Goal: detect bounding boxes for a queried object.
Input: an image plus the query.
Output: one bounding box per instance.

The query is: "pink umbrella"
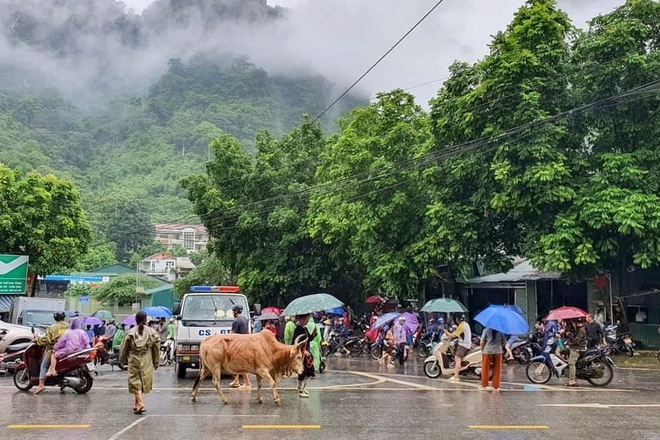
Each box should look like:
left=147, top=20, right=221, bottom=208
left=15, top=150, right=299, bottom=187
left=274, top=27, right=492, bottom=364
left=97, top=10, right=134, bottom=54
left=365, top=295, right=385, bottom=304
left=261, top=307, right=282, bottom=315
left=544, top=306, right=588, bottom=321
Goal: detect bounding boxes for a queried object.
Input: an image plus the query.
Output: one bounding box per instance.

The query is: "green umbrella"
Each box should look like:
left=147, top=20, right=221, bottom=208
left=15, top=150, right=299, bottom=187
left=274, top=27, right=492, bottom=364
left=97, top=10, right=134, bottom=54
left=91, top=310, right=114, bottom=320
left=281, top=293, right=344, bottom=317
left=420, top=298, right=468, bottom=313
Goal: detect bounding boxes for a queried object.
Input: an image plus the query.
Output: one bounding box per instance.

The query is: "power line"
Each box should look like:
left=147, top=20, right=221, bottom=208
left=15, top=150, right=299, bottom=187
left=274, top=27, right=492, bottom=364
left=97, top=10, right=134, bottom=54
left=313, top=0, right=448, bottom=122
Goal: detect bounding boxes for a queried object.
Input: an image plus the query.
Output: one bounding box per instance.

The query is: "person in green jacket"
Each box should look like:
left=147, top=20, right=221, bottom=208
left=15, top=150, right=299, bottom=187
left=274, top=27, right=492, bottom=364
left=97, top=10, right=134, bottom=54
left=305, top=316, right=322, bottom=371
left=113, top=324, right=126, bottom=351
left=167, top=318, right=176, bottom=339
left=284, top=317, right=296, bottom=345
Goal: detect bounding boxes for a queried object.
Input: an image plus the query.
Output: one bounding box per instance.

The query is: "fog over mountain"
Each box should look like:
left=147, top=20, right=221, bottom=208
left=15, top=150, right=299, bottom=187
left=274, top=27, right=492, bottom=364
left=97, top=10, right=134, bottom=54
left=0, top=0, right=624, bottom=107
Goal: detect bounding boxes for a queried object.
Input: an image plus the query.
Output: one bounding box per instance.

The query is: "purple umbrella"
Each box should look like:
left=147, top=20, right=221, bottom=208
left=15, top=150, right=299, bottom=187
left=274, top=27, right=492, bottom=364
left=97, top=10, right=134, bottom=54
left=121, top=315, right=136, bottom=327
left=81, top=316, right=103, bottom=327
left=402, top=312, right=419, bottom=332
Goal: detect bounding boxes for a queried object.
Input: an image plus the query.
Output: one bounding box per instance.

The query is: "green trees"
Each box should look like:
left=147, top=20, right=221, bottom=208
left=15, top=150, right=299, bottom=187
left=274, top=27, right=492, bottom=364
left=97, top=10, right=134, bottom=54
left=0, top=164, right=92, bottom=291
left=528, top=0, right=660, bottom=291
left=94, top=274, right=160, bottom=306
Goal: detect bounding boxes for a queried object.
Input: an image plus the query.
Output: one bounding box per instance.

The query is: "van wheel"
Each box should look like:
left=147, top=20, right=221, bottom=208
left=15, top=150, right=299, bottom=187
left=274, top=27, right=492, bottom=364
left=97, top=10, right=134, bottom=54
left=176, top=363, right=187, bottom=379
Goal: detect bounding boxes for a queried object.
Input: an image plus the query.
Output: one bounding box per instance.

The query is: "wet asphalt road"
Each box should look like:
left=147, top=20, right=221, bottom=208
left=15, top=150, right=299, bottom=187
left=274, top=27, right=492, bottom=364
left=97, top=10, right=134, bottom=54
left=2, top=355, right=660, bottom=440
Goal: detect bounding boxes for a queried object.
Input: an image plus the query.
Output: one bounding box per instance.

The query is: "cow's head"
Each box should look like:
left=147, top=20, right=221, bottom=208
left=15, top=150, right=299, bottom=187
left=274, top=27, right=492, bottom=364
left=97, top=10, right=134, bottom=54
left=288, top=334, right=308, bottom=375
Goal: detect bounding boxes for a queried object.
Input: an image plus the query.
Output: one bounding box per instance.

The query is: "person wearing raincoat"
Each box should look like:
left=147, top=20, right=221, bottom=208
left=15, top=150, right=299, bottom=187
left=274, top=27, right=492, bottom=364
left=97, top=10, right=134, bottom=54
left=119, top=311, right=160, bottom=414
left=305, top=316, right=322, bottom=371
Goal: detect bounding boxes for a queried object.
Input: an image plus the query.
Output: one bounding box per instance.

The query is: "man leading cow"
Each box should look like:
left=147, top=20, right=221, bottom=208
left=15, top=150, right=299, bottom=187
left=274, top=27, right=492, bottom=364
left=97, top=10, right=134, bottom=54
left=228, top=304, right=251, bottom=389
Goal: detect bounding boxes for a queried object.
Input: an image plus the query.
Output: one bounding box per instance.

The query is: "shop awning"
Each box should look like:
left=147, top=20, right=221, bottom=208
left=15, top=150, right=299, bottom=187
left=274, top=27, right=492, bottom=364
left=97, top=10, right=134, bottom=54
left=468, top=259, right=561, bottom=286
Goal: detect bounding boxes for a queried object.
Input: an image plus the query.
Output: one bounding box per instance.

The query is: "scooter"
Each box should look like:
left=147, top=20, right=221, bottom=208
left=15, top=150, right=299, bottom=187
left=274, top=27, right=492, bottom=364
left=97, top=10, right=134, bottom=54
left=160, top=337, right=175, bottom=366
left=525, top=338, right=614, bottom=387
left=13, top=343, right=97, bottom=394
left=605, top=324, right=634, bottom=357
left=423, top=336, right=486, bottom=379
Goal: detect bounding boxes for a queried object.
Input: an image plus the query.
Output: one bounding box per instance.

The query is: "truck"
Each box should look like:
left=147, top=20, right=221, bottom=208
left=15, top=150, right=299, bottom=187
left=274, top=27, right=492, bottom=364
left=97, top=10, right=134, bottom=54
left=9, top=297, right=66, bottom=329
left=173, top=286, right=250, bottom=379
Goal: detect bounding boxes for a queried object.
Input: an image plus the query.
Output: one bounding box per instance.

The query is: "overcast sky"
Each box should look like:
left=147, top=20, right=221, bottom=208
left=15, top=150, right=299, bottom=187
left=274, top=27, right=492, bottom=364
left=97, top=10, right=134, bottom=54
left=113, top=0, right=625, bottom=106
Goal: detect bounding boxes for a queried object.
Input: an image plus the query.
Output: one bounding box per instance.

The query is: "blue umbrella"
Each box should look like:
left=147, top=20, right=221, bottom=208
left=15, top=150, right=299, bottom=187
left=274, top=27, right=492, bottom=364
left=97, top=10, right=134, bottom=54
left=142, top=306, right=173, bottom=318
left=474, top=305, right=529, bottom=335
left=372, top=312, right=402, bottom=330
left=326, top=307, right=345, bottom=316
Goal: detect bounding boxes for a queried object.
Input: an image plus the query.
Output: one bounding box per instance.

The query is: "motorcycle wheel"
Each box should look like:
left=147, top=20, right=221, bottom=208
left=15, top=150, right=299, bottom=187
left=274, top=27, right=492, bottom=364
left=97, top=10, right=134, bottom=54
left=518, top=349, right=531, bottom=365
left=73, top=370, right=94, bottom=394
left=586, top=360, right=614, bottom=387
left=415, top=344, right=429, bottom=358
left=159, top=350, right=168, bottom=367
left=13, top=368, right=32, bottom=391
left=526, top=361, right=552, bottom=384
left=625, top=346, right=634, bottom=357
left=349, top=343, right=363, bottom=358
left=370, top=345, right=382, bottom=360
left=423, top=361, right=441, bottom=379
left=361, top=342, right=371, bottom=355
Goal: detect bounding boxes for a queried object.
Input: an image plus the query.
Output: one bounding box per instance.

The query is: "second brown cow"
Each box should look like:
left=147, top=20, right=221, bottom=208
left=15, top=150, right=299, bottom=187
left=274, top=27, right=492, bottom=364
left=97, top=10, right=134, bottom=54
left=190, top=330, right=307, bottom=405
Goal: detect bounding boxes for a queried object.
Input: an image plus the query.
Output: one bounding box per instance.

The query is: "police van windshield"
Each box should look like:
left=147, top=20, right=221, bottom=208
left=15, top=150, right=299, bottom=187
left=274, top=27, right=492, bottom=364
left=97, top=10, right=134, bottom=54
left=181, top=295, right=248, bottom=323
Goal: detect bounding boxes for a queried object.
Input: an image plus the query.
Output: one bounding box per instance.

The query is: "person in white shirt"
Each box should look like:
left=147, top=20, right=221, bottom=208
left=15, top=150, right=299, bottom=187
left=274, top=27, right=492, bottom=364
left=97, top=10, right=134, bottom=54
left=444, top=313, right=472, bottom=381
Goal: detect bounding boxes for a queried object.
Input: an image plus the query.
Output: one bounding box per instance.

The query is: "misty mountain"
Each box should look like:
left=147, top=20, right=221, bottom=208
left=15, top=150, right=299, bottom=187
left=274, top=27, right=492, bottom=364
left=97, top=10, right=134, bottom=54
left=0, top=0, right=362, bottom=230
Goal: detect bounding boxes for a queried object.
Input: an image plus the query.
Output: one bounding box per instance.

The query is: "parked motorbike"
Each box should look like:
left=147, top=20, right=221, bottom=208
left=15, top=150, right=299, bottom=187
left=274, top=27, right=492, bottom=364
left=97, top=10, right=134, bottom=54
left=13, top=343, right=97, bottom=394
left=525, top=339, right=614, bottom=387
left=423, top=336, right=487, bottom=379
left=0, top=329, right=31, bottom=374
left=507, top=335, right=542, bottom=364
left=605, top=324, right=634, bottom=357
left=321, top=332, right=363, bottom=358
left=160, top=337, right=175, bottom=366
left=416, top=330, right=441, bottom=358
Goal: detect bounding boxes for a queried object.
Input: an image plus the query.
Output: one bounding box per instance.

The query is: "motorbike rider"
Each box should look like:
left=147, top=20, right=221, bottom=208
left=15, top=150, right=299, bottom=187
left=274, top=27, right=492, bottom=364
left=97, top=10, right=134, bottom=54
left=33, top=311, right=69, bottom=394
left=565, top=320, right=587, bottom=387
left=445, top=313, right=472, bottom=381
left=46, top=318, right=90, bottom=377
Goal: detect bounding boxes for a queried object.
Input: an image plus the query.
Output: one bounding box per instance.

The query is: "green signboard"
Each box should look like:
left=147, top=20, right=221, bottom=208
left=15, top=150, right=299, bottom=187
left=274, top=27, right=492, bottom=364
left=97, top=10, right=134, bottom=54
left=0, top=255, right=29, bottom=294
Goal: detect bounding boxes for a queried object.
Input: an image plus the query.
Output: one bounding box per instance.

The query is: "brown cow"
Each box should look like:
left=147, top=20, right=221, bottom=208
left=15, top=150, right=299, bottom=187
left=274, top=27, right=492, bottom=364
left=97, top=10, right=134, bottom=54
left=190, top=331, right=306, bottom=405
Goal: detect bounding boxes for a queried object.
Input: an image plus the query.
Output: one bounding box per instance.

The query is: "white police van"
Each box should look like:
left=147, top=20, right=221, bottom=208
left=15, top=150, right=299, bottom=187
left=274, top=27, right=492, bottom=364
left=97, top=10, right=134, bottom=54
left=174, top=286, right=250, bottom=379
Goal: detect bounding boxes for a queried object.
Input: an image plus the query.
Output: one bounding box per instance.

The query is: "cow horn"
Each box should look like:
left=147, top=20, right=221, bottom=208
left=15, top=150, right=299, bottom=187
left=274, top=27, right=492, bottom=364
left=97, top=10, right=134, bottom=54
left=294, top=334, right=307, bottom=347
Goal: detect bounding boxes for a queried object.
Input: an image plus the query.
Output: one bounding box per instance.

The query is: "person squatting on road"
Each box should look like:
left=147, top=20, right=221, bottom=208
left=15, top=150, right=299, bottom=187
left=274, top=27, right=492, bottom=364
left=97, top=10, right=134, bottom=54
left=34, top=311, right=69, bottom=394
left=480, top=327, right=506, bottom=391
left=565, top=320, right=587, bottom=387
left=293, top=314, right=314, bottom=398
left=445, top=313, right=471, bottom=381
left=119, top=311, right=160, bottom=414
left=46, top=318, right=90, bottom=377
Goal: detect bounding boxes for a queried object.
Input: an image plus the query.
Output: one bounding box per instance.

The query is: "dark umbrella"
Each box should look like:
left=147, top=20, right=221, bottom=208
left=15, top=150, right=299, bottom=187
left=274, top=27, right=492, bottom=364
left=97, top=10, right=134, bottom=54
left=256, top=312, right=281, bottom=321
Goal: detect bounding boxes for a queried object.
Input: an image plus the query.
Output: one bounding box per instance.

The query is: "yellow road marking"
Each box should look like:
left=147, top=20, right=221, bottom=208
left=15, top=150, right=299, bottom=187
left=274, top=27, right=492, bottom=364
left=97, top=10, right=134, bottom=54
left=8, top=425, right=91, bottom=429
left=243, top=425, right=321, bottom=429
left=469, top=425, right=549, bottom=430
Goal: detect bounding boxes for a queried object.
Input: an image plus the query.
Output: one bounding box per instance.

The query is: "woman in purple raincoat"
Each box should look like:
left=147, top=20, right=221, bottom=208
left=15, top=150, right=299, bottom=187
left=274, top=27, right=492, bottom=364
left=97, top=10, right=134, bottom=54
left=46, top=319, right=90, bottom=377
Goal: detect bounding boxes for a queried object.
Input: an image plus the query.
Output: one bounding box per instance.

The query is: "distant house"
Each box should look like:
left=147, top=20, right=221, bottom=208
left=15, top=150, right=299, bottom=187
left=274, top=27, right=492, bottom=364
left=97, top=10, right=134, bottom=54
left=139, top=253, right=196, bottom=282
left=153, top=223, right=209, bottom=253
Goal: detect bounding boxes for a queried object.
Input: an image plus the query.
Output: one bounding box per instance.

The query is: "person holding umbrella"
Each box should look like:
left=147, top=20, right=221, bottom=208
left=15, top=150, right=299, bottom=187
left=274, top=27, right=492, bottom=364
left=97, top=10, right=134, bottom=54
left=479, top=327, right=506, bottom=391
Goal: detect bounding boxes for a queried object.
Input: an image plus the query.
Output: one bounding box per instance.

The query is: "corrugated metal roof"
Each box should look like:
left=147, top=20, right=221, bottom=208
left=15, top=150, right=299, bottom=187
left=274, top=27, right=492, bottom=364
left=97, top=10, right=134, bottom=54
left=468, top=259, right=561, bottom=284
left=0, top=295, right=17, bottom=312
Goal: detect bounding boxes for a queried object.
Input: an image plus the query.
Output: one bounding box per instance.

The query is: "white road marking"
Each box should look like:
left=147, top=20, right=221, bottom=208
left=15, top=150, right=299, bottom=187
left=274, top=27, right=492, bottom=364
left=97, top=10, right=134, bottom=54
left=346, top=371, right=439, bottom=390
left=539, top=403, right=660, bottom=408
left=107, top=417, right=148, bottom=440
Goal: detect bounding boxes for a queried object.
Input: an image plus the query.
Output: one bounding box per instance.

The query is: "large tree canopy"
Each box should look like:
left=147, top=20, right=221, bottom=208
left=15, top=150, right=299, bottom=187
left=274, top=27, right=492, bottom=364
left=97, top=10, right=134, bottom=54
left=0, top=164, right=92, bottom=289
